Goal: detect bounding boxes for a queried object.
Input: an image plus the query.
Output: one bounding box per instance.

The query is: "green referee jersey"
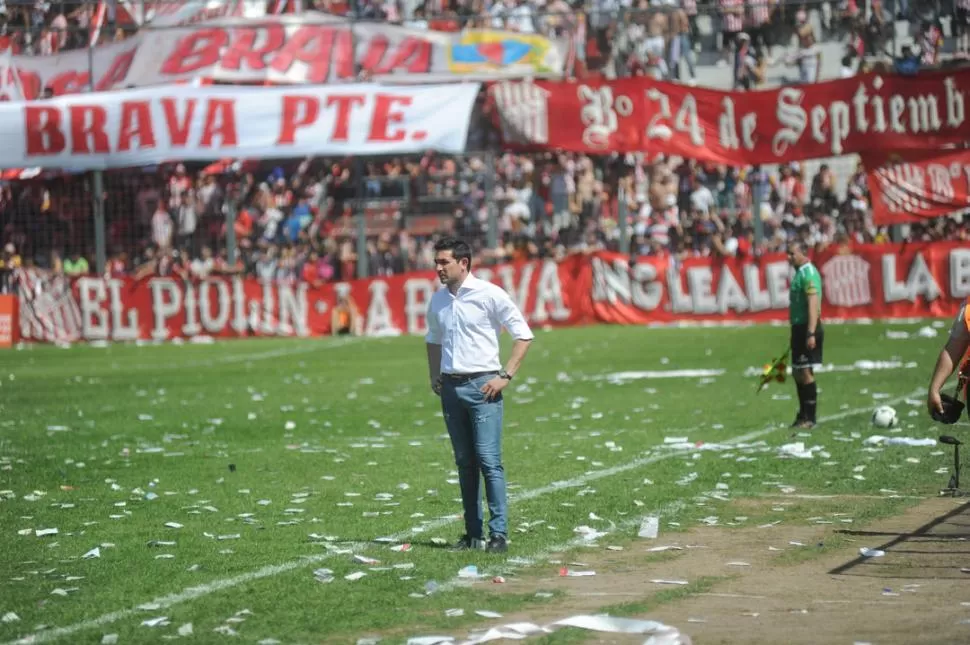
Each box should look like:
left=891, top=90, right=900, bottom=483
left=790, top=262, right=822, bottom=325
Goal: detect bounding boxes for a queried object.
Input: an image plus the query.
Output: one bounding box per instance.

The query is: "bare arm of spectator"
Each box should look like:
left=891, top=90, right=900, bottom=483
left=712, top=233, right=729, bottom=257
left=711, top=212, right=726, bottom=233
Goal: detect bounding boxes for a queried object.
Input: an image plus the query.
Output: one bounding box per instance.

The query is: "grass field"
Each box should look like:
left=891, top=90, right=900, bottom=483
left=0, top=321, right=957, bottom=644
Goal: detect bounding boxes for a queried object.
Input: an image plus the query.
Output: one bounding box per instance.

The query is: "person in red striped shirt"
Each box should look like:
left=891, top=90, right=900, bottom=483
left=719, top=0, right=746, bottom=67
left=745, top=0, right=774, bottom=60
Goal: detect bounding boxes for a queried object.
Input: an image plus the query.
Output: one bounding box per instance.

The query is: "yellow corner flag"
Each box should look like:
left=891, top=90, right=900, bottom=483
left=757, top=348, right=791, bottom=394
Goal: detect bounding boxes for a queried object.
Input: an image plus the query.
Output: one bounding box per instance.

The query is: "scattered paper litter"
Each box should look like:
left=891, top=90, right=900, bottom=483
left=475, top=610, right=504, bottom=618
left=313, top=568, right=334, bottom=583
left=345, top=571, right=367, bottom=581
left=177, top=623, right=194, bottom=636
left=647, top=545, right=684, bottom=552
left=82, top=547, right=101, bottom=559
left=860, top=548, right=886, bottom=558
left=863, top=436, right=936, bottom=447
left=458, top=565, right=481, bottom=579
left=651, top=579, right=689, bottom=585
left=638, top=516, right=659, bottom=539
left=552, top=615, right=678, bottom=635
left=100, top=635, right=118, bottom=645
left=778, top=442, right=815, bottom=459
left=1, top=612, right=19, bottom=623
left=573, top=525, right=608, bottom=541
left=164, top=522, right=183, bottom=529
left=35, top=528, right=58, bottom=537
left=141, top=616, right=169, bottom=627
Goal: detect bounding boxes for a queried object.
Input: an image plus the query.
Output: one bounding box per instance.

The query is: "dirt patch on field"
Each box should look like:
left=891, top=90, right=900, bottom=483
left=444, top=496, right=970, bottom=644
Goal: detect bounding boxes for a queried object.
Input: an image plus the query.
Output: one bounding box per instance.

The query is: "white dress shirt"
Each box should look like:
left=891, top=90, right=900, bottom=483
left=425, top=274, right=534, bottom=374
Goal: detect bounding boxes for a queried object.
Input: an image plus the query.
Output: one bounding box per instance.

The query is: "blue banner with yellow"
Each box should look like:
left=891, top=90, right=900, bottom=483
left=446, top=30, right=565, bottom=75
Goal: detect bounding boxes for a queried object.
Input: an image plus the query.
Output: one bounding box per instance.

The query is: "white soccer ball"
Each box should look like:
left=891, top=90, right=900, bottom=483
left=871, top=405, right=898, bottom=429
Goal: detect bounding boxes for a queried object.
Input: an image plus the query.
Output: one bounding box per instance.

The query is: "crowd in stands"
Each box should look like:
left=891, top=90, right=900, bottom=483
left=1, top=0, right=969, bottom=292
left=3, top=145, right=968, bottom=292
left=3, top=0, right=966, bottom=77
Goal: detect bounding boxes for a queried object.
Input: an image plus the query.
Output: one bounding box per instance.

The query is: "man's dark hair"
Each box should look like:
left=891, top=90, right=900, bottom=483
left=433, top=237, right=473, bottom=270
left=790, top=240, right=810, bottom=255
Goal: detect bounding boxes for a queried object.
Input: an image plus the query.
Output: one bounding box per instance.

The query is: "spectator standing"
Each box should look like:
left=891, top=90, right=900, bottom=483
left=176, top=192, right=197, bottom=254
left=719, top=0, right=745, bottom=67
left=151, top=204, right=173, bottom=251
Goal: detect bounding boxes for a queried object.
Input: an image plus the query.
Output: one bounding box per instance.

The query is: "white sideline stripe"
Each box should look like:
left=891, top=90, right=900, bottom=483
left=205, top=337, right=364, bottom=365
left=4, top=390, right=922, bottom=645
left=150, top=336, right=366, bottom=371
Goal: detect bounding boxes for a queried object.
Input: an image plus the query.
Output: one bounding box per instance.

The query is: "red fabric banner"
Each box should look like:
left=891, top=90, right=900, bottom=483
left=863, top=148, right=970, bottom=225
left=489, top=70, right=970, bottom=164
left=16, top=243, right=969, bottom=344
left=0, top=13, right=566, bottom=101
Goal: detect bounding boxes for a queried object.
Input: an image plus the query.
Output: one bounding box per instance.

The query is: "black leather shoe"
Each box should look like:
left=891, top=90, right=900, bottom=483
left=486, top=535, right=508, bottom=553
left=452, top=535, right=485, bottom=551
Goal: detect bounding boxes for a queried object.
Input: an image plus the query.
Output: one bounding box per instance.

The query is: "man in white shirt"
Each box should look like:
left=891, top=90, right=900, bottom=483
left=425, top=237, right=534, bottom=554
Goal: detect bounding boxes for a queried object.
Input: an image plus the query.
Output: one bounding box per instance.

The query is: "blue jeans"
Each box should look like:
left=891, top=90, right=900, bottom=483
left=440, top=374, right=507, bottom=539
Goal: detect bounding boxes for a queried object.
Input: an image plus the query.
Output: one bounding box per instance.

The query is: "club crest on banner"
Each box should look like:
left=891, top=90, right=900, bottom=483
left=490, top=81, right=551, bottom=145
left=821, top=254, right=872, bottom=308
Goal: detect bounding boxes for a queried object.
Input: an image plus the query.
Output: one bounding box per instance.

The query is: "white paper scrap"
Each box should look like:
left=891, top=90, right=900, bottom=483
left=650, top=579, right=689, bottom=585
left=860, top=548, right=886, bottom=558
left=638, top=516, right=659, bottom=539
left=552, top=615, right=674, bottom=634
left=141, top=617, right=169, bottom=627
left=178, top=623, right=194, bottom=636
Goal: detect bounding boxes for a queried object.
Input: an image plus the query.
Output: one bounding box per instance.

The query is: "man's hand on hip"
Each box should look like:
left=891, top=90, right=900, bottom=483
left=481, top=376, right=509, bottom=401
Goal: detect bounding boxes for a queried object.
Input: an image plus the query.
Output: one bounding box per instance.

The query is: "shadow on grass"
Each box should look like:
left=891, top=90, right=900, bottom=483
left=828, top=498, right=970, bottom=577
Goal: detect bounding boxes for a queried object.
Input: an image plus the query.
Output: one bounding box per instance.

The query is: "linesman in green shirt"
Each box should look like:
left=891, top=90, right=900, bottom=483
left=788, top=241, right=823, bottom=429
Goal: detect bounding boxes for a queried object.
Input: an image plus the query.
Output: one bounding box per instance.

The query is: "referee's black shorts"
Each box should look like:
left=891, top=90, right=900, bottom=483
left=790, top=323, right=824, bottom=370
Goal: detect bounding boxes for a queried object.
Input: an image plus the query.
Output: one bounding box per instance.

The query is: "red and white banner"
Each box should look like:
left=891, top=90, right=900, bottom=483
left=0, top=13, right=566, bottom=101
left=490, top=71, right=970, bottom=164
left=0, top=82, right=478, bottom=170
left=16, top=243, right=969, bottom=344
left=863, top=148, right=970, bottom=225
